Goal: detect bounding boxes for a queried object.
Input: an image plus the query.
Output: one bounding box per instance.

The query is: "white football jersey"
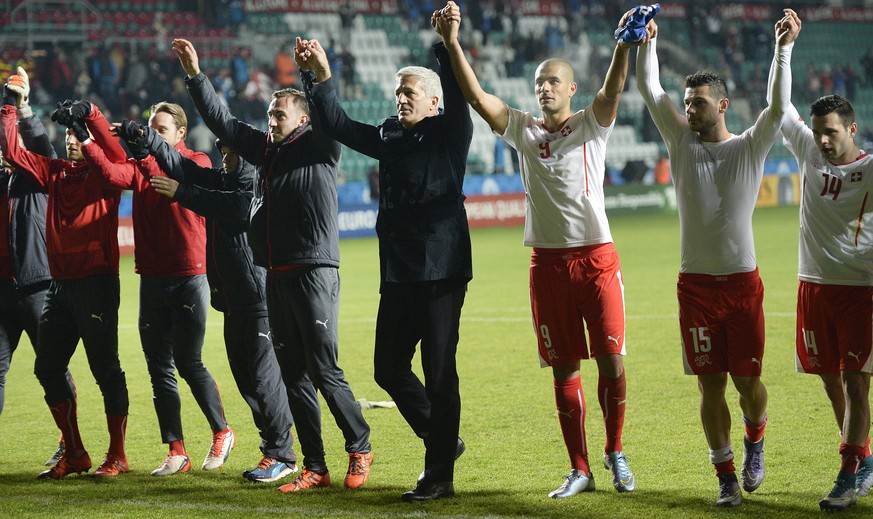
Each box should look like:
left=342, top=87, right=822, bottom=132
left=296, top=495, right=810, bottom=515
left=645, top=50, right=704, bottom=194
left=782, top=105, right=873, bottom=286
left=499, top=106, right=614, bottom=248
left=636, top=38, right=783, bottom=275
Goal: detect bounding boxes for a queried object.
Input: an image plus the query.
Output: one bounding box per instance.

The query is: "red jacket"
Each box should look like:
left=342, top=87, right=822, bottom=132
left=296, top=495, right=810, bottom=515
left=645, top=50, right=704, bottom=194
left=0, top=105, right=123, bottom=280
left=84, top=140, right=209, bottom=277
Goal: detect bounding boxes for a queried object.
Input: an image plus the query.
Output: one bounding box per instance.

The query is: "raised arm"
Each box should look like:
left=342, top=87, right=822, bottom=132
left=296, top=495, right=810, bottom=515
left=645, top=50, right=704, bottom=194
left=174, top=38, right=268, bottom=166
left=83, top=102, right=127, bottom=163
left=80, top=140, right=136, bottom=190
left=150, top=163, right=253, bottom=223
left=636, top=35, right=687, bottom=145
left=767, top=9, right=801, bottom=123
left=0, top=104, right=52, bottom=190
left=592, top=43, right=633, bottom=127
left=298, top=38, right=385, bottom=159
left=434, top=2, right=506, bottom=132
left=121, top=120, right=222, bottom=188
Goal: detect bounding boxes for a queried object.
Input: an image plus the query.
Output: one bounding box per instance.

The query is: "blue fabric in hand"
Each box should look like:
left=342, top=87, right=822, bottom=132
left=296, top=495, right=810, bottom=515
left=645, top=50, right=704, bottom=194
left=614, top=4, right=661, bottom=44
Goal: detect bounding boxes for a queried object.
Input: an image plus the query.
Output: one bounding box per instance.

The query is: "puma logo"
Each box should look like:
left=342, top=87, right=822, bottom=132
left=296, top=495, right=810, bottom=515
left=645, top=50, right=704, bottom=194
left=607, top=335, right=621, bottom=345
left=258, top=332, right=271, bottom=341
left=315, top=319, right=329, bottom=329
left=557, top=409, right=574, bottom=419
left=751, top=358, right=760, bottom=365
left=182, top=304, right=196, bottom=313
left=91, top=313, right=103, bottom=322
left=848, top=351, right=861, bottom=362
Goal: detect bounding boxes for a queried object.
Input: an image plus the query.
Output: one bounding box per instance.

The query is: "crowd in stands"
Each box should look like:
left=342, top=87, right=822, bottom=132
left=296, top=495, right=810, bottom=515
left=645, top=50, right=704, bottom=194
left=2, top=1, right=873, bottom=178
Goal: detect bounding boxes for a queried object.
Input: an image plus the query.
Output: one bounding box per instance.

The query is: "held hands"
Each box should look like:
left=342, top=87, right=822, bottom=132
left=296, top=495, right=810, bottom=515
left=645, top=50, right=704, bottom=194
left=149, top=175, right=179, bottom=199
left=294, top=37, right=330, bottom=80
left=617, top=6, right=659, bottom=47
left=112, top=119, right=149, bottom=160
left=431, top=1, right=460, bottom=44
left=775, top=8, right=801, bottom=46
left=172, top=38, right=201, bottom=77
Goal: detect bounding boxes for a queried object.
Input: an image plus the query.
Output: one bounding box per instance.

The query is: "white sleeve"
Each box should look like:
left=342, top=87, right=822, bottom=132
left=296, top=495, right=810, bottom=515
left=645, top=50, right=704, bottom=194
left=748, top=43, right=795, bottom=156
left=635, top=38, right=684, bottom=147
left=780, top=102, right=813, bottom=159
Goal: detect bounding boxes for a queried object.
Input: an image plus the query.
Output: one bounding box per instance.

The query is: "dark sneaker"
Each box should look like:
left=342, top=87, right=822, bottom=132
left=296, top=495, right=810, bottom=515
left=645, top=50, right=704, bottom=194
left=548, top=469, right=595, bottom=498
left=603, top=451, right=636, bottom=492
left=278, top=468, right=331, bottom=493
left=741, top=437, right=765, bottom=493
left=245, top=457, right=296, bottom=483
left=856, top=455, right=873, bottom=497
left=820, top=470, right=857, bottom=511
left=716, top=472, right=742, bottom=507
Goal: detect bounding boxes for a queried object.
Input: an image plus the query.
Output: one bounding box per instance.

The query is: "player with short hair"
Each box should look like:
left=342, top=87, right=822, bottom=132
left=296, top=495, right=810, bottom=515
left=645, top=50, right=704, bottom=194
left=82, top=101, right=234, bottom=477
left=115, top=120, right=300, bottom=483
left=434, top=0, right=643, bottom=498
left=173, top=37, right=373, bottom=492
left=634, top=7, right=798, bottom=507
left=0, top=93, right=129, bottom=479
left=777, top=13, right=873, bottom=511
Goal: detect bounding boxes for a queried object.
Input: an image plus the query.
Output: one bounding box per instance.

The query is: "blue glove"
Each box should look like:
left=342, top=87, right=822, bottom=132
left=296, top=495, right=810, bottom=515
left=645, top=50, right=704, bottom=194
left=614, top=4, right=660, bottom=45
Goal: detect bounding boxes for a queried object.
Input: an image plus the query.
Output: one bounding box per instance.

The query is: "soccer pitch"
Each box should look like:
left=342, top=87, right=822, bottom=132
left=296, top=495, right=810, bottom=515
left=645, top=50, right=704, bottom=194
left=0, top=205, right=867, bottom=518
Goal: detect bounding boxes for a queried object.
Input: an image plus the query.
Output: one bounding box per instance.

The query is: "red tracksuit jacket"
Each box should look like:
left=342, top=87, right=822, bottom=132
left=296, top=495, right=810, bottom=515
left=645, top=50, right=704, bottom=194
left=0, top=105, right=123, bottom=280
left=83, top=139, right=209, bottom=277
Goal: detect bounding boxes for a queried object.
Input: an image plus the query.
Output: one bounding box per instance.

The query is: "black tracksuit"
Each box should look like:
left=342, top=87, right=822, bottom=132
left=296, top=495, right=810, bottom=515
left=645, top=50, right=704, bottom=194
left=186, top=70, right=370, bottom=471
left=145, top=128, right=297, bottom=463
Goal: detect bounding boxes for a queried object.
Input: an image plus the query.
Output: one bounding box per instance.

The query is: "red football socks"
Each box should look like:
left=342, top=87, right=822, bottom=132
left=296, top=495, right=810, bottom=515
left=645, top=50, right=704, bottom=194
left=598, top=371, right=627, bottom=454
left=554, top=377, right=590, bottom=475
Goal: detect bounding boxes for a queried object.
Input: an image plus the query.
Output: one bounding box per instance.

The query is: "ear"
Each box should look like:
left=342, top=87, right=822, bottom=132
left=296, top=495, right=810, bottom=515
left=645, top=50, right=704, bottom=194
left=178, top=126, right=187, bottom=139
left=298, top=113, right=310, bottom=126
left=718, top=98, right=729, bottom=113
left=850, top=121, right=858, bottom=138
left=431, top=95, right=440, bottom=110
left=569, top=82, right=577, bottom=97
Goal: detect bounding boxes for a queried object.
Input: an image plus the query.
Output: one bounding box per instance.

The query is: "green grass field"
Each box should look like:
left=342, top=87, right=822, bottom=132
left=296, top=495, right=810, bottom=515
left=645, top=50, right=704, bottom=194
left=0, top=204, right=869, bottom=518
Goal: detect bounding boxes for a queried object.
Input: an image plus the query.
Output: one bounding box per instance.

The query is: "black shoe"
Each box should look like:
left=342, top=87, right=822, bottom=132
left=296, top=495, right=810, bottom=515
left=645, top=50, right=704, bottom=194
left=402, top=480, right=454, bottom=502
left=418, top=437, right=466, bottom=483
left=455, top=438, right=465, bottom=460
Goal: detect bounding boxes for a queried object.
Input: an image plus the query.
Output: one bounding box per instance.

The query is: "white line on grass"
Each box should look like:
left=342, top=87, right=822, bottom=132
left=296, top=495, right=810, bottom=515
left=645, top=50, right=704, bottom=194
left=0, top=495, right=540, bottom=519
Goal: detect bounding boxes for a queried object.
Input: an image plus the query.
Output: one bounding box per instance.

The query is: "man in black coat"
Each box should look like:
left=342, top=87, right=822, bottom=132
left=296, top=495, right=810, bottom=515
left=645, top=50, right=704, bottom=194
left=297, top=7, right=473, bottom=501
left=171, top=37, right=372, bottom=493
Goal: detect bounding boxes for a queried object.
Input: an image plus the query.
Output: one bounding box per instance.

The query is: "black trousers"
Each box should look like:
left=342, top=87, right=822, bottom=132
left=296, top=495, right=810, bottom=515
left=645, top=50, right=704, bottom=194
left=0, top=279, right=71, bottom=416
left=268, top=266, right=370, bottom=471
left=224, top=311, right=295, bottom=463
left=373, top=279, right=466, bottom=483
left=139, top=274, right=225, bottom=443
left=34, top=275, right=128, bottom=416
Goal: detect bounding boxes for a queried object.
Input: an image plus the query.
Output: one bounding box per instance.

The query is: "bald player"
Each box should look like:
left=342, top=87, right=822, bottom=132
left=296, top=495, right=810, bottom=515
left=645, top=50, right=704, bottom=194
left=436, top=1, right=647, bottom=498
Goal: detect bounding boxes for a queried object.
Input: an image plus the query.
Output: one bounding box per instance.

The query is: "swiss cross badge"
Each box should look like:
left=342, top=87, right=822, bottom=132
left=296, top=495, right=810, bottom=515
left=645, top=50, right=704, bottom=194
left=560, top=126, right=572, bottom=137
left=851, top=171, right=862, bottom=182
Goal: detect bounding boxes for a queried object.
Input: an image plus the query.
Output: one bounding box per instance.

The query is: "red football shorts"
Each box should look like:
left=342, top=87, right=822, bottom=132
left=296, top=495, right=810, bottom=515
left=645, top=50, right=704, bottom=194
left=796, top=281, right=873, bottom=375
left=529, top=243, right=626, bottom=368
left=677, top=269, right=765, bottom=376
